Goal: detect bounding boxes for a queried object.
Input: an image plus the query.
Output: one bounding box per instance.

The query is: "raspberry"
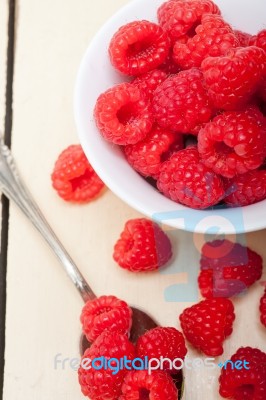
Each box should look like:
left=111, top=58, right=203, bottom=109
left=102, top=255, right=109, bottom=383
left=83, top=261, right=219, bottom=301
left=158, top=48, right=181, bottom=74
left=198, top=107, right=266, bottom=178
left=224, top=170, right=266, bottom=206
left=157, top=147, right=224, bottom=209
left=109, top=21, right=170, bottom=76
left=132, top=69, right=168, bottom=100
left=119, top=370, right=178, bottom=400
left=234, top=30, right=251, bottom=47
left=113, top=218, right=172, bottom=272
left=260, top=288, right=266, bottom=328
left=198, top=240, right=263, bottom=298
left=259, top=78, right=266, bottom=102
left=173, top=14, right=238, bottom=69
left=78, top=331, right=135, bottom=400
left=201, top=46, right=266, bottom=110
left=94, top=83, right=153, bottom=145
left=124, top=125, right=184, bottom=179
left=249, top=29, right=266, bottom=51
left=219, top=347, right=266, bottom=400
left=136, top=327, right=187, bottom=374
left=152, top=68, right=213, bottom=133
left=80, top=295, right=133, bottom=342
left=158, top=0, right=220, bottom=43
left=180, top=298, right=235, bottom=356
left=51, top=145, right=104, bottom=203
left=249, top=30, right=266, bottom=102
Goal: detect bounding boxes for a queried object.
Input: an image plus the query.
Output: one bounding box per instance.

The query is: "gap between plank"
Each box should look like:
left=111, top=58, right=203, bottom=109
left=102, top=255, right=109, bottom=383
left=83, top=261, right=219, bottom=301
left=0, top=0, right=16, bottom=398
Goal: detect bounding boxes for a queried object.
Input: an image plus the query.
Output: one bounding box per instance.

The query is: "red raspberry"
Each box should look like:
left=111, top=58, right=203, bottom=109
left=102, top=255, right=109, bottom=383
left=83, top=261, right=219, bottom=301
left=198, top=240, right=263, bottom=298
left=259, top=78, right=266, bottom=102
left=51, top=145, right=104, bottom=203
left=158, top=0, right=220, bottom=43
left=260, top=288, right=266, bottom=328
left=124, top=125, right=184, bottom=179
left=158, top=48, right=181, bottom=74
left=113, top=218, right=172, bottom=272
left=224, top=170, right=266, bottom=206
left=219, top=347, right=266, bottom=400
left=201, top=46, right=266, bottom=110
left=78, top=331, right=135, bottom=400
left=173, top=14, right=238, bottom=69
left=119, top=370, right=178, bottom=400
left=157, top=147, right=224, bottom=209
left=180, top=298, right=235, bottom=356
left=108, top=21, right=170, bottom=76
left=234, top=30, right=251, bottom=47
left=136, top=327, right=187, bottom=374
left=152, top=68, right=213, bottom=133
left=198, top=107, right=266, bottom=178
left=249, top=29, right=266, bottom=51
left=94, top=83, right=153, bottom=145
left=80, top=295, right=133, bottom=342
left=249, top=30, right=266, bottom=102
left=132, top=69, right=168, bottom=100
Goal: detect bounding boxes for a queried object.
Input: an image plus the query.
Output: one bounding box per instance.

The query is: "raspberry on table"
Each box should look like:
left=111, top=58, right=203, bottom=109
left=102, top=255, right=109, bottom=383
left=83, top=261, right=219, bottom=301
left=234, top=30, right=251, bottom=46
left=80, top=295, right=132, bottom=342
left=132, top=69, right=168, bottom=100
left=201, top=46, right=266, bottom=110
left=224, top=170, right=266, bottom=206
left=198, top=239, right=263, bottom=298
left=198, top=107, right=266, bottom=178
left=260, top=287, right=266, bottom=328
left=180, top=298, right=235, bottom=356
left=94, top=83, right=153, bottom=145
left=157, top=147, right=224, bottom=209
left=124, top=125, right=184, bottom=179
left=173, top=14, right=238, bottom=69
left=119, top=370, right=179, bottom=400
left=113, top=218, right=172, bottom=272
left=51, top=145, right=104, bottom=203
left=157, top=0, right=220, bottom=43
left=136, top=327, right=187, bottom=374
left=219, top=347, right=266, bottom=399
left=78, top=331, right=135, bottom=400
left=152, top=68, right=213, bottom=133
left=109, top=20, right=170, bottom=76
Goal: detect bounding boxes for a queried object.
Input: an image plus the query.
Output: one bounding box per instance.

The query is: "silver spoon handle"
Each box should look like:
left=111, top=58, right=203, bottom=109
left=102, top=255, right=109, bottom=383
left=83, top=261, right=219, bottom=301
left=0, top=138, right=96, bottom=303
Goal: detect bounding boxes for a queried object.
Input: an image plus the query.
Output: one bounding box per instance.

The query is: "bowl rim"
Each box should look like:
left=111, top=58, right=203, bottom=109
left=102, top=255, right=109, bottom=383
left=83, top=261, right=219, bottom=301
left=74, top=0, right=266, bottom=235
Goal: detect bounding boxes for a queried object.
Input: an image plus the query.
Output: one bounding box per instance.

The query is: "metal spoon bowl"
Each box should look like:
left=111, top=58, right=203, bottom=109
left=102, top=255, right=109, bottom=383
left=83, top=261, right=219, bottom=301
left=80, top=305, right=158, bottom=354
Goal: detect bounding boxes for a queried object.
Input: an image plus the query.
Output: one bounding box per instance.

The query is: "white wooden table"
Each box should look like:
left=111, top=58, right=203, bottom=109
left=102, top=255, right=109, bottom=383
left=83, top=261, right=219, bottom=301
left=0, top=1, right=265, bottom=399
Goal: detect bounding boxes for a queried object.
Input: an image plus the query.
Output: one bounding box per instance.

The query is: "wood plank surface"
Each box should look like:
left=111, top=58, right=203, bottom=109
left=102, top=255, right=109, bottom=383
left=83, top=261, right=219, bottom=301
left=2, top=1, right=266, bottom=399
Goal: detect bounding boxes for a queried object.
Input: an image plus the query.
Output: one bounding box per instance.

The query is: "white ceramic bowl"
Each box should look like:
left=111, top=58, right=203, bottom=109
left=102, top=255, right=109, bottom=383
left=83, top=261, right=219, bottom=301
left=74, top=0, right=266, bottom=234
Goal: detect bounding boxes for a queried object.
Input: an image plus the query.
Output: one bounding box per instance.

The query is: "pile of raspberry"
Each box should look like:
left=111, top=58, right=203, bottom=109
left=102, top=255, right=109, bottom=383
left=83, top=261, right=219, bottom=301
left=94, top=0, right=266, bottom=210
left=79, top=295, right=187, bottom=400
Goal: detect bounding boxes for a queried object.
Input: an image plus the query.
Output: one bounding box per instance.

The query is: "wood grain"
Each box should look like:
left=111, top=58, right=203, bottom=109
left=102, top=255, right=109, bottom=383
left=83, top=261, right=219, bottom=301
left=2, top=0, right=266, bottom=399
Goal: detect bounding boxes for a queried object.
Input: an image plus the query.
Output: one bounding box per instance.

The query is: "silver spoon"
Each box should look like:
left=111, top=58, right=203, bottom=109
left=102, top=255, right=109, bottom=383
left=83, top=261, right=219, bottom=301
left=0, top=138, right=158, bottom=351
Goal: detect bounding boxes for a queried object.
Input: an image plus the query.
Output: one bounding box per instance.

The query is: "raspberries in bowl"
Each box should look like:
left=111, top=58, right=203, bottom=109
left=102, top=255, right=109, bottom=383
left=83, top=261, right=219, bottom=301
left=74, top=0, right=266, bottom=234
